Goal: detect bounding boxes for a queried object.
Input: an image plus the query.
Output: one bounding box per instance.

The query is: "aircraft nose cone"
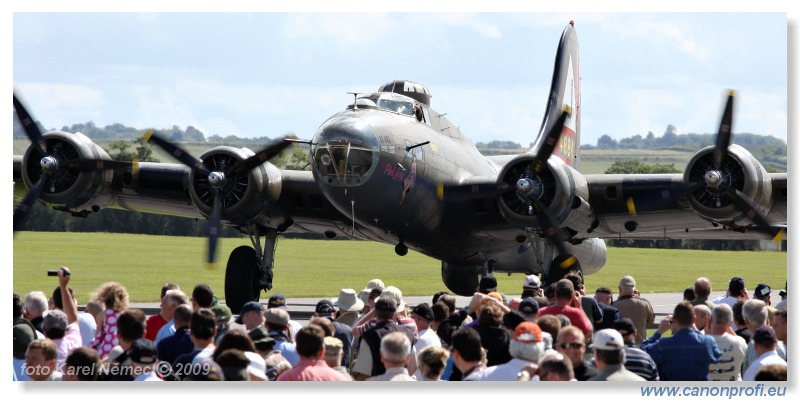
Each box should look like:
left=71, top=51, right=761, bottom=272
left=311, top=115, right=380, bottom=187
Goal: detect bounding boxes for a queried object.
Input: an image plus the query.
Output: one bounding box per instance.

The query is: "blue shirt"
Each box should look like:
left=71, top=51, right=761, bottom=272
left=640, top=327, right=722, bottom=381
left=154, top=319, right=176, bottom=347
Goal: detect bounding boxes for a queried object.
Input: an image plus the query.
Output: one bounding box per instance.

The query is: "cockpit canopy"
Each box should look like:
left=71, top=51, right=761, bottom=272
left=377, top=80, right=431, bottom=107
left=351, top=93, right=416, bottom=118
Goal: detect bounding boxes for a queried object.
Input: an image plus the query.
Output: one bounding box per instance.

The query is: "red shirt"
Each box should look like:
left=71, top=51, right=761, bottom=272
left=537, top=304, right=593, bottom=338
left=145, top=314, right=168, bottom=341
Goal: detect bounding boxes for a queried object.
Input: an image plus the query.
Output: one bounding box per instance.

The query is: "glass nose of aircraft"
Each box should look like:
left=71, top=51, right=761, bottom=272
left=311, top=115, right=380, bottom=187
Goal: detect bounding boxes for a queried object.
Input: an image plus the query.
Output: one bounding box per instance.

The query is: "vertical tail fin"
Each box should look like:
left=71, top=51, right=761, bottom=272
left=531, top=21, right=581, bottom=169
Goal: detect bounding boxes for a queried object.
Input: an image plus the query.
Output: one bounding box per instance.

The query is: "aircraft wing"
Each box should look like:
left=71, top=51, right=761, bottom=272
left=581, top=172, right=787, bottom=240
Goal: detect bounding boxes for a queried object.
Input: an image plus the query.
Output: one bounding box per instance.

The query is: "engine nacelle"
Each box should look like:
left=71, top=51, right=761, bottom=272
left=20, top=131, right=115, bottom=212
left=566, top=237, right=607, bottom=276
left=188, top=146, right=283, bottom=225
left=684, top=144, right=773, bottom=226
left=497, top=154, right=591, bottom=231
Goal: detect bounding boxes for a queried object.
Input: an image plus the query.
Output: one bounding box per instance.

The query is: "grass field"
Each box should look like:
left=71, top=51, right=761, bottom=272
left=13, top=232, right=787, bottom=304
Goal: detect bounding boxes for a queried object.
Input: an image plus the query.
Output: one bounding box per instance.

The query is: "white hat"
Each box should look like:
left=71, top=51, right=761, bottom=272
left=378, top=286, right=406, bottom=312
left=358, top=278, right=385, bottom=305
left=523, top=274, right=541, bottom=289
left=244, top=351, right=267, bottom=380
left=334, top=288, right=365, bottom=312
left=591, top=329, right=624, bottom=351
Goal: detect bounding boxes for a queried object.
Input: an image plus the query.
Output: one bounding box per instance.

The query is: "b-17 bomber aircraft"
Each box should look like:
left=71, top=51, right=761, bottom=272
left=13, top=22, right=787, bottom=313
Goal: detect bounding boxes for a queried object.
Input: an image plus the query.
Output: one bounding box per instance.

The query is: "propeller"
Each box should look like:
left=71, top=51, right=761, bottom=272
left=438, top=106, right=578, bottom=272
left=13, top=94, right=134, bottom=232
left=624, top=91, right=784, bottom=242
left=143, top=131, right=291, bottom=268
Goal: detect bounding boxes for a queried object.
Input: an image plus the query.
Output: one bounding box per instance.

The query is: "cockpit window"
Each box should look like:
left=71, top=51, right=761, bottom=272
left=377, top=98, right=415, bottom=116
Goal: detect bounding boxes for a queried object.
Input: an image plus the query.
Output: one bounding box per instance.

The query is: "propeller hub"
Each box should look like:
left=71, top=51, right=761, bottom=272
left=208, top=171, right=226, bottom=189
left=40, top=156, right=59, bottom=174
left=704, top=170, right=723, bottom=189
left=516, top=178, right=534, bottom=195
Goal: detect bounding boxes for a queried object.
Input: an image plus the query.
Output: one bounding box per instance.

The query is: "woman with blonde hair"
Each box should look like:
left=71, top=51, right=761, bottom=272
left=88, top=282, right=129, bottom=359
left=416, top=345, right=449, bottom=381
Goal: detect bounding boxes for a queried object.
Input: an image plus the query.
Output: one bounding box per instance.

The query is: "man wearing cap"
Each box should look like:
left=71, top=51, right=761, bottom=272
left=640, top=302, right=722, bottom=381
left=743, top=326, right=787, bottom=381
left=712, top=276, right=748, bottom=308
left=210, top=304, right=232, bottom=344
left=609, top=318, right=658, bottom=380
left=236, top=301, right=265, bottom=331
left=408, top=303, right=441, bottom=378
left=521, top=274, right=543, bottom=299
left=42, top=310, right=80, bottom=369
left=707, top=304, right=746, bottom=381
left=334, top=288, right=364, bottom=328
left=588, top=329, right=646, bottom=381
left=473, top=321, right=546, bottom=381
left=352, top=298, right=414, bottom=380
left=263, top=307, right=300, bottom=366
left=129, top=338, right=162, bottom=381
left=753, top=283, right=777, bottom=325
left=613, top=275, right=655, bottom=345
left=594, top=287, right=622, bottom=331
left=353, top=286, right=418, bottom=343
left=314, top=299, right=353, bottom=369
left=276, top=324, right=349, bottom=381
left=322, top=336, right=353, bottom=380
left=538, top=279, right=593, bottom=339
left=268, top=294, right=302, bottom=339
left=358, top=278, right=385, bottom=305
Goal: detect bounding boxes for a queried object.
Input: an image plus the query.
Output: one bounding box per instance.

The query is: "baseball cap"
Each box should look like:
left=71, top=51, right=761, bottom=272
left=755, top=283, right=772, bottom=300
left=619, top=275, right=636, bottom=289
left=324, top=336, right=343, bottom=358
left=267, top=294, right=287, bottom=310
left=235, top=301, right=264, bottom=324
left=479, top=277, right=498, bottom=293
left=592, top=329, right=624, bottom=351
left=411, top=303, right=434, bottom=322
left=264, top=308, right=290, bottom=327
left=211, top=305, right=232, bottom=324
left=612, top=318, right=636, bottom=337
left=753, top=326, right=777, bottom=345
left=728, top=277, right=745, bottom=294
left=379, top=286, right=406, bottom=312
left=42, top=310, right=68, bottom=333
left=513, top=322, right=543, bottom=343
left=129, top=338, right=158, bottom=364
left=518, top=298, right=540, bottom=316
left=13, top=323, right=35, bottom=360
left=523, top=275, right=541, bottom=290
left=315, top=299, right=336, bottom=315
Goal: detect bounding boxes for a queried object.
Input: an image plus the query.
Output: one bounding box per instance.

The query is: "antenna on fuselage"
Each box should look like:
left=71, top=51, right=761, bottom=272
left=347, top=92, right=363, bottom=110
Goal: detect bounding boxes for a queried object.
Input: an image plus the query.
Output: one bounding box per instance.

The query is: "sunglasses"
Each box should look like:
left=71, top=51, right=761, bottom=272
left=558, top=342, right=584, bottom=350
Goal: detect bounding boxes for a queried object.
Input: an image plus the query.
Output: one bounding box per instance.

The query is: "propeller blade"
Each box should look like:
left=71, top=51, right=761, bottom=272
left=712, top=91, right=734, bottom=171
left=65, top=159, right=134, bottom=172
left=226, top=139, right=292, bottom=177
left=532, top=108, right=570, bottom=174
left=206, top=188, right=223, bottom=270
left=529, top=198, right=577, bottom=269
left=724, top=187, right=785, bottom=242
left=13, top=94, right=47, bottom=156
left=13, top=173, right=48, bottom=232
left=436, top=181, right=511, bottom=202
left=143, top=130, right=209, bottom=174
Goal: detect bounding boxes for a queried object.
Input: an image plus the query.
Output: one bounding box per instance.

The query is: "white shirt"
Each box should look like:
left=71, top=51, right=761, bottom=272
left=709, top=333, right=747, bottom=381
left=743, top=350, right=786, bottom=381
left=472, top=357, right=534, bottom=381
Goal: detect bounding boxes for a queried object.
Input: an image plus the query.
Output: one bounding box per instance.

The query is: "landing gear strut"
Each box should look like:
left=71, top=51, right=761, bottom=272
left=539, top=237, right=581, bottom=286
left=224, top=226, right=278, bottom=313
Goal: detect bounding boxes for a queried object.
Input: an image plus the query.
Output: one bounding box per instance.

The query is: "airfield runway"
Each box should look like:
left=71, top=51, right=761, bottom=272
left=129, top=291, right=689, bottom=328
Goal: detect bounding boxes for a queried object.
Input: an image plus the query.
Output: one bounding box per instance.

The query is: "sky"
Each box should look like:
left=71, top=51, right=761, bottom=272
left=10, top=11, right=789, bottom=148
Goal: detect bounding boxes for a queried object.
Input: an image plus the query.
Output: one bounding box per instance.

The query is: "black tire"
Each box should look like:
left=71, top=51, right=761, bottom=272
left=225, top=245, right=262, bottom=314
left=441, top=262, right=480, bottom=296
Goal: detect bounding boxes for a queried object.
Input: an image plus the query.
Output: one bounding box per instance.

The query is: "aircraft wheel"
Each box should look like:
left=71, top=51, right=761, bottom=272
left=225, top=245, right=262, bottom=314
left=441, top=262, right=480, bottom=296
